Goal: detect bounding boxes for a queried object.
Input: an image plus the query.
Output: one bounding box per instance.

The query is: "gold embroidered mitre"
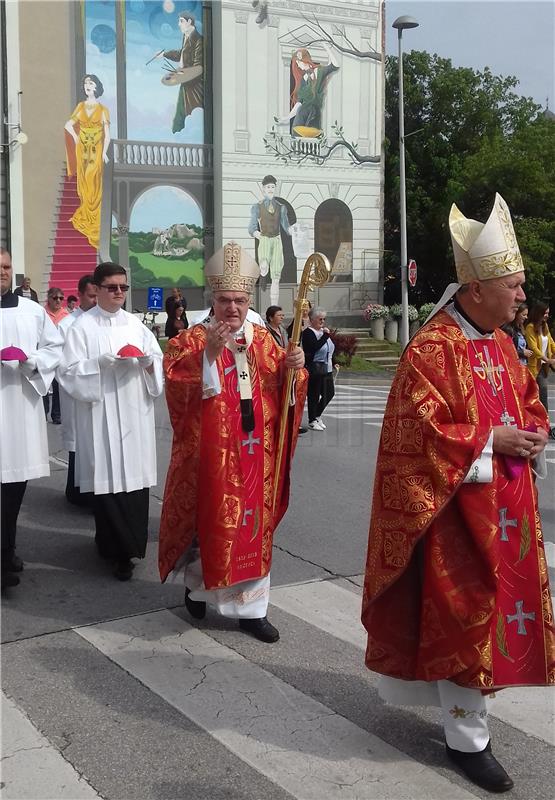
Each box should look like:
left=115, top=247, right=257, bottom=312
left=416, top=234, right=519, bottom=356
left=205, top=242, right=260, bottom=294
left=449, top=193, right=524, bottom=283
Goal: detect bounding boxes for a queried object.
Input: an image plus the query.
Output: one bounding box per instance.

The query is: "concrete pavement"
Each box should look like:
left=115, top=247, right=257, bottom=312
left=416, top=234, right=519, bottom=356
left=1, top=377, right=554, bottom=799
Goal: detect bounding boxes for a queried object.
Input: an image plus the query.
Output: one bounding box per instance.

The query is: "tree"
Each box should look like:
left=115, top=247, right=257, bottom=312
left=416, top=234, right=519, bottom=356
left=384, top=51, right=555, bottom=306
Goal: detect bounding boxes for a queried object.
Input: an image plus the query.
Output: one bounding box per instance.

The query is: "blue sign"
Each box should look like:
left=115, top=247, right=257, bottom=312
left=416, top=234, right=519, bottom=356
left=147, top=287, right=163, bottom=311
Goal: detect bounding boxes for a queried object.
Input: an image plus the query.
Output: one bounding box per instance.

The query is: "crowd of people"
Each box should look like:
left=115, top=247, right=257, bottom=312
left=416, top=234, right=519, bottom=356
left=0, top=192, right=553, bottom=795
left=503, top=300, right=555, bottom=438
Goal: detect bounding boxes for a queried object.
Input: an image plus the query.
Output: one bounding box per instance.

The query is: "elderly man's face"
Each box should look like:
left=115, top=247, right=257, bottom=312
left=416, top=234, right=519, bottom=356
left=0, top=252, right=13, bottom=294
left=213, top=292, right=250, bottom=332
left=479, top=273, right=526, bottom=327
left=22, top=277, right=31, bottom=289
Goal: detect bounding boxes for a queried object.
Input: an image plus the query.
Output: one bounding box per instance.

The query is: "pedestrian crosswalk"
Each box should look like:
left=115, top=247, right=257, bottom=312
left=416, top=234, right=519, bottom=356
left=3, top=563, right=554, bottom=800
left=325, top=385, right=555, bottom=451
left=323, top=384, right=390, bottom=427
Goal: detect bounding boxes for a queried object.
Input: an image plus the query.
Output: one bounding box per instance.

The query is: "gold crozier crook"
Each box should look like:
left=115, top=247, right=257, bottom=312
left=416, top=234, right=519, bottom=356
left=272, top=252, right=331, bottom=513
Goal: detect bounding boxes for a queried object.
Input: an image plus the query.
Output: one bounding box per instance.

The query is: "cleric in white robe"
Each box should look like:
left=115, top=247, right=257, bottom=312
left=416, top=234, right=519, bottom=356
left=0, top=249, right=63, bottom=591
left=58, top=263, right=163, bottom=581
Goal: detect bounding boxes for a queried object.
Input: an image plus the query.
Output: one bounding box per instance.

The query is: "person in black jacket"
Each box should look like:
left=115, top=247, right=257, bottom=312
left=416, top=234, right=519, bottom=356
left=165, top=301, right=188, bottom=339
left=301, top=306, right=335, bottom=431
left=14, top=277, right=39, bottom=303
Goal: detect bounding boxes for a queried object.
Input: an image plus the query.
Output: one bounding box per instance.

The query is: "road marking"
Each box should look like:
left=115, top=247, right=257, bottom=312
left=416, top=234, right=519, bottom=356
left=270, top=580, right=555, bottom=745
left=76, top=610, right=476, bottom=800
left=1, top=692, right=100, bottom=799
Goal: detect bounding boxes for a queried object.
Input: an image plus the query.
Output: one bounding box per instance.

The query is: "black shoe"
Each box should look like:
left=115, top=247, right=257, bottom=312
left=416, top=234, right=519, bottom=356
left=114, top=559, right=134, bottom=581
left=4, top=554, right=23, bottom=572
left=298, top=426, right=308, bottom=434
left=185, top=588, right=206, bottom=620
left=52, top=418, right=61, bottom=425
left=1, top=572, right=20, bottom=590
left=239, top=616, right=280, bottom=643
left=446, top=741, right=514, bottom=793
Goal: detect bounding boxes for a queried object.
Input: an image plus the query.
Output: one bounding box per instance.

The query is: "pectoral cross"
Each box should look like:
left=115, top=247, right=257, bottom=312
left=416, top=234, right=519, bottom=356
left=498, top=507, right=517, bottom=542
left=472, top=346, right=505, bottom=396
left=500, top=410, right=516, bottom=426
left=506, top=600, right=536, bottom=635
left=242, top=431, right=260, bottom=455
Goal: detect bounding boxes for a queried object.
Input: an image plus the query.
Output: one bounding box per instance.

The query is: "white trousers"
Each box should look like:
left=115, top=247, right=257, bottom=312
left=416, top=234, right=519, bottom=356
left=379, top=676, right=490, bottom=753
left=185, top=549, right=270, bottom=619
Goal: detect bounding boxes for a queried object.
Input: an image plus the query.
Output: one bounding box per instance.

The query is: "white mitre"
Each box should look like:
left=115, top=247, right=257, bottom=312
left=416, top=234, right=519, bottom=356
left=449, top=193, right=524, bottom=284
left=205, top=242, right=260, bottom=294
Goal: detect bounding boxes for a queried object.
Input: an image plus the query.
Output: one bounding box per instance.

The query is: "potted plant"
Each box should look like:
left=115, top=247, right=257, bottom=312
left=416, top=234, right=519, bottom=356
left=386, top=303, right=402, bottom=342
left=418, top=302, right=436, bottom=326
left=408, top=304, right=419, bottom=336
left=363, top=303, right=389, bottom=340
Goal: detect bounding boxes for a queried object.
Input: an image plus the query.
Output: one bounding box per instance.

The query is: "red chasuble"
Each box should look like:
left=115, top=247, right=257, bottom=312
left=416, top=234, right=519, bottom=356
left=158, top=324, right=307, bottom=589
left=362, top=310, right=555, bottom=690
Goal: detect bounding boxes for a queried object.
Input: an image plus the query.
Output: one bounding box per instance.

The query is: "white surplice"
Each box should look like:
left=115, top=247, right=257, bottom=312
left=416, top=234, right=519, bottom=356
left=58, top=307, right=84, bottom=452
left=58, top=306, right=163, bottom=495
left=0, top=297, right=63, bottom=482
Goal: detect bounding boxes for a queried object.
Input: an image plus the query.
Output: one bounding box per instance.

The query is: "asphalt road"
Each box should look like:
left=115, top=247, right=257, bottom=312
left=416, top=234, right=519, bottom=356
left=1, top=375, right=554, bottom=800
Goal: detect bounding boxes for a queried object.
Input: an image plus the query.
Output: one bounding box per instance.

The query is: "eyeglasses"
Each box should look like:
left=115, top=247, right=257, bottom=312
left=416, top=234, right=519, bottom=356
left=214, top=296, right=249, bottom=308
left=99, top=284, right=129, bottom=293
left=51, top=295, right=64, bottom=301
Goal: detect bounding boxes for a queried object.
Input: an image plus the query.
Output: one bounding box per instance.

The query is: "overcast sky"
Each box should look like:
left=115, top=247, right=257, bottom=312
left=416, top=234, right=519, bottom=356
left=385, top=0, right=555, bottom=107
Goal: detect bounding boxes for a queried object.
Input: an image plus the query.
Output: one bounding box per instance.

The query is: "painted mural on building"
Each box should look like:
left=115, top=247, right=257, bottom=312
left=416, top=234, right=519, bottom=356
left=128, top=185, right=204, bottom=289
left=65, top=74, right=111, bottom=250
left=50, top=0, right=208, bottom=300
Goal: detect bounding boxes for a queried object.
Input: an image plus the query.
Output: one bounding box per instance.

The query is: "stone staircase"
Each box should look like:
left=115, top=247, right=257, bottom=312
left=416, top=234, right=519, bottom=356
left=335, top=328, right=401, bottom=371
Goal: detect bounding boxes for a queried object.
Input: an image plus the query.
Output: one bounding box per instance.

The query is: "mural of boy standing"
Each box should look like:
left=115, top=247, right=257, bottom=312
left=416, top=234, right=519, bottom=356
left=156, top=12, right=204, bottom=134
left=248, top=176, right=293, bottom=305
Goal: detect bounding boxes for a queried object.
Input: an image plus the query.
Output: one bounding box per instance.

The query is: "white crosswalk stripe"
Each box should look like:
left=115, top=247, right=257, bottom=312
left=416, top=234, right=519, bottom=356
left=3, top=564, right=554, bottom=799
left=323, top=384, right=390, bottom=424
left=270, top=578, right=555, bottom=746
left=75, top=611, right=477, bottom=800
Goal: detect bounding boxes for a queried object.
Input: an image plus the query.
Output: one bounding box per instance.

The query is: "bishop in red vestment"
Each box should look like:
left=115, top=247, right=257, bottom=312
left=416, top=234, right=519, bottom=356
left=159, top=243, right=307, bottom=643
left=362, top=195, right=554, bottom=793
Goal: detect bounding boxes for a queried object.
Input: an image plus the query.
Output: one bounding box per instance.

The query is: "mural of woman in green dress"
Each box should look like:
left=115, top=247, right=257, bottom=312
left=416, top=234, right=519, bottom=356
left=277, top=44, right=339, bottom=138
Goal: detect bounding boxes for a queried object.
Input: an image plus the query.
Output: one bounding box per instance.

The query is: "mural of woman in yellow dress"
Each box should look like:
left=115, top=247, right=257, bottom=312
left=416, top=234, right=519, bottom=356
left=64, top=74, right=111, bottom=250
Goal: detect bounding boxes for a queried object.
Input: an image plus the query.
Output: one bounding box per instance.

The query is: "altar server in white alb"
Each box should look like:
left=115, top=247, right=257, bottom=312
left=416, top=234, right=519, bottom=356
left=0, top=248, right=63, bottom=591
left=58, top=274, right=97, bottom=506
left=58, top=262, right=163, bottom=581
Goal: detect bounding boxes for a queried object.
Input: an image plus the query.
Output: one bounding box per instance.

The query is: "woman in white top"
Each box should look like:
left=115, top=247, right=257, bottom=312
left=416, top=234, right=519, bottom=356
left=301, top=306, right=335, bottom=431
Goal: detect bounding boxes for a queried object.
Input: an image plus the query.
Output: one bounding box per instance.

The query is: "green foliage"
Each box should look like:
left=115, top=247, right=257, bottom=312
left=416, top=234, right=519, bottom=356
left=418, top=302, right=436, bottom=324
left=329, top=329, right=358, bottom=366
left=384, top=51, right=555, bottom=306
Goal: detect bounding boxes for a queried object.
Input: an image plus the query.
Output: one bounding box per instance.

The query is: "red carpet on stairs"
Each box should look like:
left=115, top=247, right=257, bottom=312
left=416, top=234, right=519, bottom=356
left=48, top=175, right=98, bottom=296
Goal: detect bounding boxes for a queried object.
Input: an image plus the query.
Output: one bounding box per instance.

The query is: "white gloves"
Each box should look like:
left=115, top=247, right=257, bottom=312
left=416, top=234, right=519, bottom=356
left=137, top=354, right=154, bottom=369
left=98, top=352, right=118, bottom=369
left=19, top=354, right=38, bottom=377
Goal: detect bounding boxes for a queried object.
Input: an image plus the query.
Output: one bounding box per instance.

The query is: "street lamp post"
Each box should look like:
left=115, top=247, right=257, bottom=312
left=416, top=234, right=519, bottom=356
left=392, top=15, right=419, bottom=348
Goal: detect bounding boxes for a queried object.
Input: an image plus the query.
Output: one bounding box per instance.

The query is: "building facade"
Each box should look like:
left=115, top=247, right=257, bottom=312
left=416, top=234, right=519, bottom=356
left=1, top=0, right=384, bottom=321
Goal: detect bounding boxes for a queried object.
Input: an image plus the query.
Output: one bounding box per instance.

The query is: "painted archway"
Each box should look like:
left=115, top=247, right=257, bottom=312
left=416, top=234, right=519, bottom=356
left=314, top=199, right=353, bottom=280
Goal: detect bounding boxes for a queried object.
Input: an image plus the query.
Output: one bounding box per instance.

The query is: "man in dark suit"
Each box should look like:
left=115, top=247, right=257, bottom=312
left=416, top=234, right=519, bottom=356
left=162, top=12, right=203, bottom=133
left=14, top=276, right=38, bottom=303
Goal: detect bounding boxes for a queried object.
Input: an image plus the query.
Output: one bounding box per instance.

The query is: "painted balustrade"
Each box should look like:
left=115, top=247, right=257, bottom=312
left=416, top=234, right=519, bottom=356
left=112, top=140, right=212, bottom=170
